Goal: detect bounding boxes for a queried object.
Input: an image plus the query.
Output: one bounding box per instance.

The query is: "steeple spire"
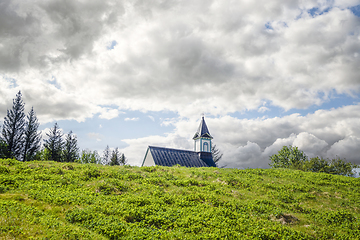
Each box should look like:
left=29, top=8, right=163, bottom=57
left=193, top=116, right=213, bottom=154
left=193, top=116, right=213, bottom=140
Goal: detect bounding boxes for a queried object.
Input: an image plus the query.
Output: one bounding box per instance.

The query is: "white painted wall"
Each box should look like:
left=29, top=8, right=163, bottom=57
left=142, top=149, right=155, bottom=166
left=195, top=139, right=201, bottom=152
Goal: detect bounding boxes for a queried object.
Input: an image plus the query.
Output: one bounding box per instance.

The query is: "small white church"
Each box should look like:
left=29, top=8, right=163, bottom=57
left=141, top=116, right=217, bottom=167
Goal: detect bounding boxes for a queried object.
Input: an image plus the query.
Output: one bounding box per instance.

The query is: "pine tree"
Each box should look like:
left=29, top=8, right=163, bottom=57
left=109, top=148, right=126, bottom=166
left=0, top=136, right=9, bottom=159
left=110, top=147, right=120, bottom=166
left=43, top=122, right=64, bottom=162
left=1, top=91, right=25, bottom=160
left=62, top=131, right=79, bottom=162
left=119, top=153, right=127, bottom=166
left=79, top=149, right=100, bottom=164
left=22, top=107, right=42, bottom=161
left=0, top=125, right=8, bottom=158
left=102, top=145, right=111, bottom=165
left=212, top=144, right=223, bottom=167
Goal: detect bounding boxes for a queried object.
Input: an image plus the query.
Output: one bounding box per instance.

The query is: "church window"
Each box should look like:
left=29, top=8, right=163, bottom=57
left=203, top=142, right=209, bottom=152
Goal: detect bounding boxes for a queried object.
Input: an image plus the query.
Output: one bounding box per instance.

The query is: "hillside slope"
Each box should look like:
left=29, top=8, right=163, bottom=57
left=0, top=158, right=359, bottom=239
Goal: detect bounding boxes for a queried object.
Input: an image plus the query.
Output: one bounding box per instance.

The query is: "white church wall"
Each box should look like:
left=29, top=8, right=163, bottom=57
left=142, top=149, right=155, bottom=166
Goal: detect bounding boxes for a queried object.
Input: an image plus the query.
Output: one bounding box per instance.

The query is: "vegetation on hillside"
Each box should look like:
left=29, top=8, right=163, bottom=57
left=1, top=158, right=359, bottom=239
left=269, top=146, right=358, bottom=177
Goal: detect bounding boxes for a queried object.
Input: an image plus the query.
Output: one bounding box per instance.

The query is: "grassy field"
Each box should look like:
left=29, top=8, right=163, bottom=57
left=0, top=158, right=359, bottom=239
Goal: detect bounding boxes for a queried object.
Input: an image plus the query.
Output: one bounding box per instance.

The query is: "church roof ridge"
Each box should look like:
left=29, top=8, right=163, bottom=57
left=148, top=146, right=195, bottom=153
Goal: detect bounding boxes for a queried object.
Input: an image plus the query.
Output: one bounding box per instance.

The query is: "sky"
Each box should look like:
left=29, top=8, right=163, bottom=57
left=0, top=0, right=360, bottom=168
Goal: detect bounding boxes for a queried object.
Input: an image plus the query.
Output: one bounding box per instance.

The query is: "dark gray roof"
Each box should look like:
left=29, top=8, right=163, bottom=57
left=193, top=116, right=213, bottom=139
left=148, top=146, right=211, bottom=167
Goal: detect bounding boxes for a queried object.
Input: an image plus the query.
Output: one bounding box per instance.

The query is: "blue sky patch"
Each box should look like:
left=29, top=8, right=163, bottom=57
left=6, top=77, right=18, bottom=88
left=265, top=22, right=273, bottom=30
left=39, top=110, right=178, bottom=153
left=230, top=93, right=359, bottom=120
left=350, top=5, right=360, bottom=17
left=107, top=40, right=118, bottom=50
left=308, top=7, right=332, bottom=17
left=48, top=76, right=61, bottom=89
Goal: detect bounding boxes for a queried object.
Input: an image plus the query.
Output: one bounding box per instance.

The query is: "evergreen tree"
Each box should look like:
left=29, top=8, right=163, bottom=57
left=1, top=91, right=25, bottom=160
left=62, top=131, right=79, bottom=162
left=43, top=122, right=64, bottom=162
left=102, top=145, right=111, bottom=165
left=212, top=144, right=223, bottom=166
left=0, top=138, right=9, bottom=159
left=109, top=148, right=126, bottom=166
left=110, top=147, right=120, bottom=166
left=119, top=153, right=127, bottom=165
left=91, top=150, right=101, bottom=164
left=79, top=149, right=100, bottom=164
left=0, top=125, right=8, bottom=158
left=22, top=107, right=42, bottom=161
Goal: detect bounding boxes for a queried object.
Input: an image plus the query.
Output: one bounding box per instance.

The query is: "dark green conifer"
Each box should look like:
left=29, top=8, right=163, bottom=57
left=211, top=144, right=223, bottom=166
left=1, top=91, right=25, bottom=160
left=0, top=137, right=9, bottom=159
left=119, top=153, right=127, bottom=166
left=43, top=122, right=64, bottom=162
left=22, top=107, right=42, bottom=161
left=62, top=131, right=79, bottom=162
left=110, top=147, right=120, bottom=166
left=110, top=147, right=126, bottom=166
left=102, top=145, right=111, bottom=165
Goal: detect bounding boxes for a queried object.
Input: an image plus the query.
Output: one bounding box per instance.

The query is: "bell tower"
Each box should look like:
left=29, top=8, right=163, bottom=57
left=193, top=116, right=216, bottom=167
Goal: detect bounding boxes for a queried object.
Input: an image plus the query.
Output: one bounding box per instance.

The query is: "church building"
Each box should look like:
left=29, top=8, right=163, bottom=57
left=141, top=116, right=217, bottom=167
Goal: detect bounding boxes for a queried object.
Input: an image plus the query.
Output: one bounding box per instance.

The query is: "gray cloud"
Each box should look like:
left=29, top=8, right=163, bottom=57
left=326, top=136, right=360, bottom=163
left=0, top=0, right=124, bottom=72
left=2, top=0, right=359, bottom=117
left=1, top=0, right=360, bottom=167
left=122, top=104, right=360, bottom=167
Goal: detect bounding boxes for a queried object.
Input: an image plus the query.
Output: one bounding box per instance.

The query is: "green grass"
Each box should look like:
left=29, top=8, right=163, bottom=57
left=0, top=158, right=359, bottom=239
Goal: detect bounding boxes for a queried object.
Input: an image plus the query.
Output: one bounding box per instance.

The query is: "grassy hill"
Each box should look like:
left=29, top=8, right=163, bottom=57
left=0, top=158, right=359, bottom=239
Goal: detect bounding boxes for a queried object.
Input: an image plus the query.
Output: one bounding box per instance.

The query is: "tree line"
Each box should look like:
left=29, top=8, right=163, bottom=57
left=269, top=145, right=358, bottom=176
left=0, top=91, right=126, bottom=166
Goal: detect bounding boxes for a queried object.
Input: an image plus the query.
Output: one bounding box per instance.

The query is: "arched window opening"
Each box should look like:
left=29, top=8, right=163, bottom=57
left=203, top=142, right=209, bottom=152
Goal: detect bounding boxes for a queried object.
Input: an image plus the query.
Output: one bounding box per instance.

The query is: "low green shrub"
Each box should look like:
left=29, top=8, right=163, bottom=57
left=1, top=160, right=360, bottom=239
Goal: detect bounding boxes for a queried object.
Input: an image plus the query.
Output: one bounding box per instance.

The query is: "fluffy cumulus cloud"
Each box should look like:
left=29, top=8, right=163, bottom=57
left=1, top=0, right=359, bottom=167
left=216, top=104, right=360, bottom=168
left=122, top=104, right=360, bottom=167
left=1, top=0, right=360, bottom=116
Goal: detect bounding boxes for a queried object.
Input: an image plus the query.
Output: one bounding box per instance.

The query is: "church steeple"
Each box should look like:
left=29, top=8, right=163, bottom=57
left=193, top=116, right=213, bottom=140
left=193, top=116, right=212, bottom=153
left=193, top=116, right=215, bottom=167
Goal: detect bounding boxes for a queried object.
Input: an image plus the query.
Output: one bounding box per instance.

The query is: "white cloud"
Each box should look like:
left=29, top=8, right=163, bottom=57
left=120, top=104, right=360, bottom=167
left=293, top=132, right=329, bottom=158
left=1, top=0, right=359, bottom=122
left=1, top=0, right=360, bottom=168
left=124, top=117, right=139, bottom=121
left=326, top=136, right=360, bottom=162
left=88, top=132, right=103, bottom=142
left=258, top=106, right=270, bottom=113
left=99, top=108, right=121, bottom=120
